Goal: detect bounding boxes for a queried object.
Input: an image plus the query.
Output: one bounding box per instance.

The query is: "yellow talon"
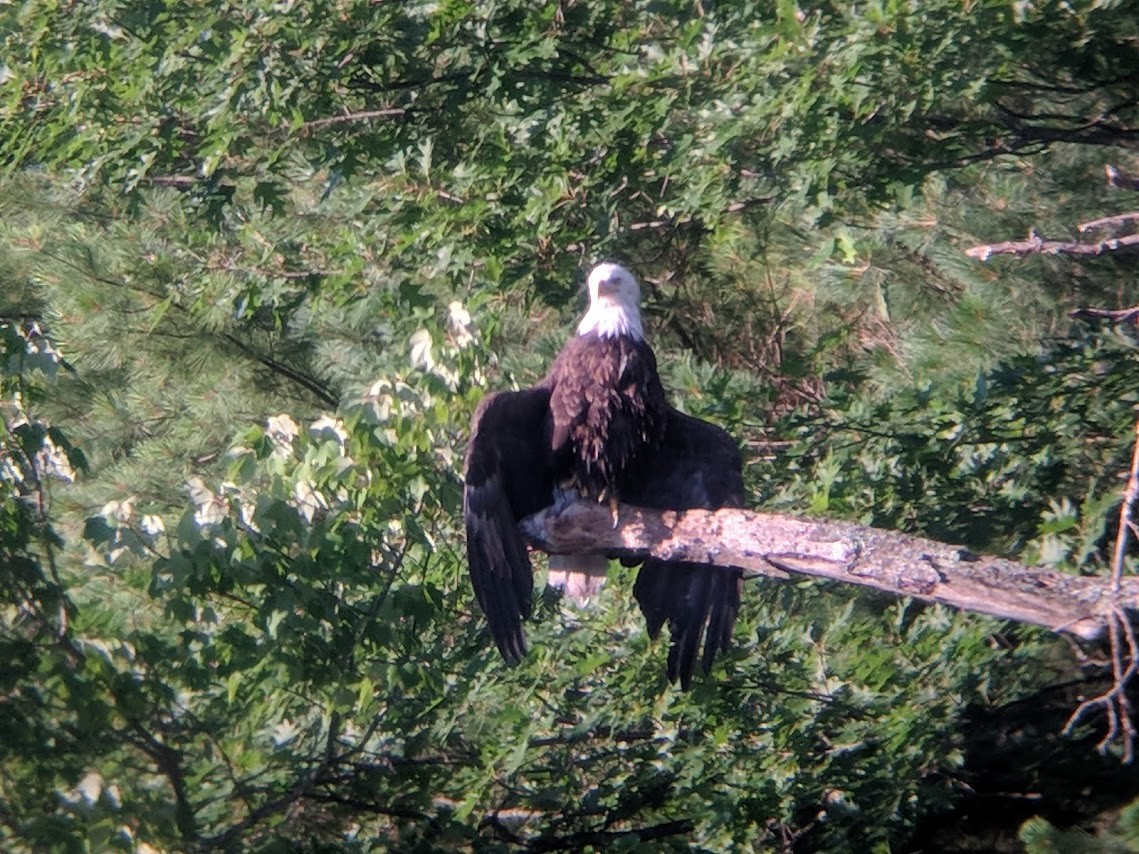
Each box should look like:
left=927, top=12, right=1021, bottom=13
left=608, top=494, right=620, bottom=529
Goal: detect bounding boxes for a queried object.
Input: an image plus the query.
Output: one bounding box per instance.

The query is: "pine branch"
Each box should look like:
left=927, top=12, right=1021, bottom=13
left=35, top=248, right=338, bottom=406
left=217, top=331, right=339, bottom=409
left=520, top=502, right=1138, bottom=642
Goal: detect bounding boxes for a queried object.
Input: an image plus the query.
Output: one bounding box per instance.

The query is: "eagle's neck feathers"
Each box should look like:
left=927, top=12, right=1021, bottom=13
left=576, top=297, right=644, bottom=341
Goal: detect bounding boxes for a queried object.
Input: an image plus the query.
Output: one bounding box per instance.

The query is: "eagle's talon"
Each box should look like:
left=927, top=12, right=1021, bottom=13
left=608, top=494, right=620, bottom=529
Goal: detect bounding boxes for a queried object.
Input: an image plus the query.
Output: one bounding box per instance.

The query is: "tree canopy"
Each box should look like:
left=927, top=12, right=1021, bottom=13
left=2, top=0, right=1139, bottom=850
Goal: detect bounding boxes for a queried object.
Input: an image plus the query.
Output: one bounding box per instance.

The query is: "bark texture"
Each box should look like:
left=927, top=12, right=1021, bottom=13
left=520, top=502, right=1139, bottom=641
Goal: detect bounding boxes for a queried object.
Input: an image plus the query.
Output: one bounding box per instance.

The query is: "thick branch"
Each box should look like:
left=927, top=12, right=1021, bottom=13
left=123, top=722, right=197, bottom=842
left=520, top=502, right=1139, bottom=641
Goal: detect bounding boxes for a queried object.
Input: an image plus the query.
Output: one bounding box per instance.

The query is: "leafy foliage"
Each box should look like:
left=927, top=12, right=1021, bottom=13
left=767, top=329, right=1139, bottom=562
left=0, top=323, right=111, bottom=849
left=1020, top=795, right=1139, bottom=853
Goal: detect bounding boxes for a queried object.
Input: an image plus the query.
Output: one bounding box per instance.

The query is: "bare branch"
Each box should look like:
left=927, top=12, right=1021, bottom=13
left=949, top=150, right=1139, bottom=762
left=520, top=501, right=1139, bottom=642
left=1111, top=419, right=1139, bottom=599
left=149, top=175, right=198, bottom=189
left=1071, top=306, right=1139, bottom=325
left=1063, top=417, right=1139, bottom=762
left=1078, top=212, right=1139, bottom=233
left=965, top=230, right=1139, bottom=262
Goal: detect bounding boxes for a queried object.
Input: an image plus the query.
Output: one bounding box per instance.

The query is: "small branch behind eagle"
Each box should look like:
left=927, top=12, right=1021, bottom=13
left=964, top=230, right=1139, bottom=261
left=520, top=501, right=1138, bottom=642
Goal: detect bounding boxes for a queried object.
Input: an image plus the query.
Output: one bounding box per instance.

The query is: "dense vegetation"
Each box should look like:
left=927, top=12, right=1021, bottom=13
left=3, top=0, right=1139, bottom=850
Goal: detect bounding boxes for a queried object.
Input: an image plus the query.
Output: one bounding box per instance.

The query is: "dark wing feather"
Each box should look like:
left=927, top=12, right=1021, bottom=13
left=464, top=388, right=557, bottom=663
left=624, top=409, right=745, bottom=688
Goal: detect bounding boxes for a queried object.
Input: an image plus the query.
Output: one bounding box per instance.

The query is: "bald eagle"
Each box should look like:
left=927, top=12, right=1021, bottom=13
left=463, top=263, right=744, bottom=687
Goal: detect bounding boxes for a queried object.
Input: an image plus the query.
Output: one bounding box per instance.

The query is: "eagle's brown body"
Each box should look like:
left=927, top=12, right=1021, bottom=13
left=546, top=332, right=668, bottom=500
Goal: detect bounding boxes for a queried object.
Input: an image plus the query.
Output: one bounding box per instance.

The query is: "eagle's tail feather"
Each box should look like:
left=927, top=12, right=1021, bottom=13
left=547, top=554, right=609, bottom=605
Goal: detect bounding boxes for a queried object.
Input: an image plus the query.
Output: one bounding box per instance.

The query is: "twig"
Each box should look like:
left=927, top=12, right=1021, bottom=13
left=300, top=109, right=406, bottom=133
left=1111, top=420, right=1139, bottom=598
left=964, top=230, right=1139, bottom=261
left=1063, top=416, right=1139, bottom=763
left=1063, top=607, right=1138, bottom=761
left=201, top=711, right=343, bottom=849
left=1071, top=306, right=1139, bottom=325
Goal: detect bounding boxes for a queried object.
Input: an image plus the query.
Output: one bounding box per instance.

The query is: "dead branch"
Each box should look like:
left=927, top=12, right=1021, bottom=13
left=964, top=230, right=1139, bottom=261
left=520, top=502, right=1138, bottom=642
left=1106, top=164, right=1139, bottom=192
left=1078, top=212, right=1139, bottom=233
left=968, top=163, right=1139, bottom=260
left=1071, top=306, right=1139, bottom=324
left=1064, top=417, right=1139, bottom=762
left=956, top=164, right=1139, bottom=760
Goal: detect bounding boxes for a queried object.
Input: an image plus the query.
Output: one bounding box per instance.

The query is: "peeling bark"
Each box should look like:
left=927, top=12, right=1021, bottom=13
left=520, top=502, right=1139, bottom=641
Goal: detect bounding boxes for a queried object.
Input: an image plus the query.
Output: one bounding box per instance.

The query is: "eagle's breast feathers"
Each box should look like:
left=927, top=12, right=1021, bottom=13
left=547, top=333, right=669, bottom=498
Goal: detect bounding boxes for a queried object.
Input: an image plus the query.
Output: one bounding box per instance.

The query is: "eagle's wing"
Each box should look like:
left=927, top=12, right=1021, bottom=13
left=624, top=409, right=745, bottom=688
left=463, top=388, right=557, bottom=663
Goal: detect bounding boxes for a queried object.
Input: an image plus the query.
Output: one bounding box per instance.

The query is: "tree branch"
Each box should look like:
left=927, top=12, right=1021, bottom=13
left=299, top=109, right=407, bottom=133
left=1063, top=417, right=1139, bottom=762
left=519, top=502, right=1138, bottom=642
left=201, top=712, right=342, bottom=850
left=528, top=819, right=694, bottom=852
left=217, top=331, right=339, bottom=409
left=1077, top=212, right=1139, bottom=234
left=964, top=230, right=1139, bottom=261
left=122, top=722, right=198, bottom=842
left=1071, top=306, right=1139, bottom=325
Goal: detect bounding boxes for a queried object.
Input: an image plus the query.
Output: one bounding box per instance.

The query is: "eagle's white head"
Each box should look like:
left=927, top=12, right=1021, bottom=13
left=576, top=262, right=644, bottom=340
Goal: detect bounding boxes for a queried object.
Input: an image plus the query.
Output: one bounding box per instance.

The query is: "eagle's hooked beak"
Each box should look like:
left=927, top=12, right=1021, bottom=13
left=595, top=276, right=620, bottom=297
